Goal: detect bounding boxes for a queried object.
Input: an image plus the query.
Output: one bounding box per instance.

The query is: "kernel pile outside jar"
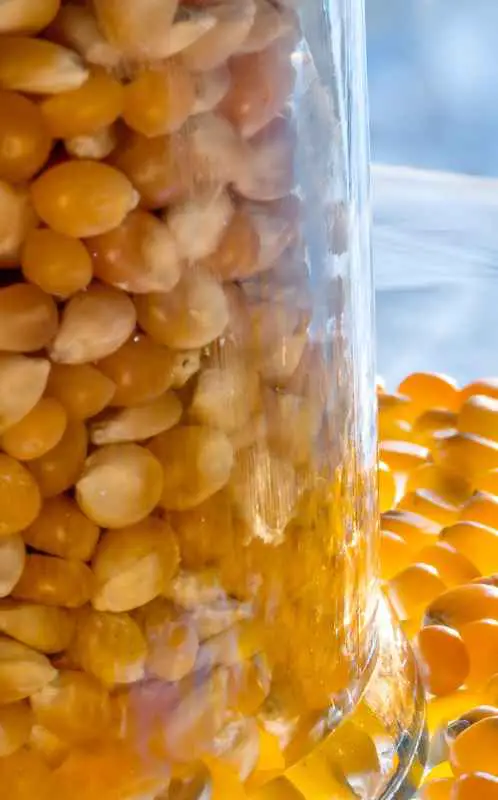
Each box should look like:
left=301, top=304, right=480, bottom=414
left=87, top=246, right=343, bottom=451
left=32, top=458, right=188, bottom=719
left=377, top=372, right=498, bottom=799
left=0, top=1, right=381, bottom=799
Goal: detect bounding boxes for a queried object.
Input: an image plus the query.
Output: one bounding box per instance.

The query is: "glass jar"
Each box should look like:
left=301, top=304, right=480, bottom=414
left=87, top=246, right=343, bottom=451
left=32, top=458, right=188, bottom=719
left=0, top=1, right=425, bottom=798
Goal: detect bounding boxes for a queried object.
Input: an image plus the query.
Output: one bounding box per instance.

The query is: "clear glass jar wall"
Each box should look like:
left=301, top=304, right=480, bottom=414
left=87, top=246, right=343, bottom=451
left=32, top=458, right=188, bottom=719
left=0, top=1, right=425, bottom=798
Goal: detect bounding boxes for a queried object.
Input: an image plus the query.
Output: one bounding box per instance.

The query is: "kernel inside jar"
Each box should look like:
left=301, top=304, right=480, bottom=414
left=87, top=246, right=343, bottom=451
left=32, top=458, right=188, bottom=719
left=0, top=4, right=396, bottom=799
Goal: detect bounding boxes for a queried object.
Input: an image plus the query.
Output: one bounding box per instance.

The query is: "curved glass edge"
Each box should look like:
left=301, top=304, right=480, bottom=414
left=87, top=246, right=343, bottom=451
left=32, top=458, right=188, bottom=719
left=250, top=594, right=427, bottom=798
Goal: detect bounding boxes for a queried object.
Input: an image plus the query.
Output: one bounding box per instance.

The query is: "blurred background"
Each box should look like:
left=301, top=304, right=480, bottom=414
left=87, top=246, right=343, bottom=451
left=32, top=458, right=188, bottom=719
left=367, top=0, right=498, bottom=176
left=366, top=0, right=498, bottom=386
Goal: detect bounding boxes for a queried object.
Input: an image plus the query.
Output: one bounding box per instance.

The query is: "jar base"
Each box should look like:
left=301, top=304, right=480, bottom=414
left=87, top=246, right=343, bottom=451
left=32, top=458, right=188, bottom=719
left=250, top=596, right=427, bottom=799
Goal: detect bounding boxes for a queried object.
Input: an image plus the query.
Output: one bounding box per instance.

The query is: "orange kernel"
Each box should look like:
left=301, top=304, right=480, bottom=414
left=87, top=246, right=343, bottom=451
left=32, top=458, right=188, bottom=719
left=22, top=227, right=92, bottom=299
left=415, top=624, right=469, bottom=696
left=31, top=160, right=137, bottom=238
left=397, top=371, right=459, bottom=413
left=1, top=398, right=67, bottom=461
left=40, top=67, right=123, bottom=139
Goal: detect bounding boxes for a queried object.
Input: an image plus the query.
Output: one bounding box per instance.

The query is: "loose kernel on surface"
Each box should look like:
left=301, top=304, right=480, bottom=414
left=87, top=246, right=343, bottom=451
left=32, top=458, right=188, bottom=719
left=397, top=489, right=459, bottom=528
left=28, top=419, right=87, bottom=497
left=40, top=67, right=123, bottom=139
left=387, top=563, right=446, bottom=621
left=46, top=363, right=115, bottom=420
left=412, top=408, right=458, bottom=447
left=31, top=160, right=137, bottom=238
left=50, top=283, right=136, bottom=365
left=460, top=491, right=498, bottom=528
left=458, top=394, right=498, bottom=442
left=405, top=463, right=473, bottom=506
left=149, top=425, right=234, bottom=511
left=22, top=228, right=93, bottom=299
left=92, top=517, right=179, bottom=612
left=434, top=432, right=498, bottom=479
left=380, top=509, right=439, bottom=554
left=378, top=440, right=430, bottom=474
left=87, top=209, right=181, bottom=295
left=0, top=36, right=88, bottom=94
left=446, top=706, right=498, bottom=744
left=460, top=619, right=498, bottom=688
left=397, top=372, right=460, bottom=413
left=1, top=398, right=67, bottom=462
left=23, top=494, right=99, bottom=562
left=378, top=416, right=413, bottom=443
left=415, top=625, right=469, bottom=696
left=480, top=470, right=498, bottom=495
left=486, top=673, right=498, bottom=702
left=417, top=542, right=479, bottom=587
left=0, top=535, right=25, bottom=599
left=460, top=378, right=498, bottom=404
left=450, top=716, right=498, bottom=776
left=425, top=583, right=498, bottom=628
left=474, top=574, right=498, bottom=587
left=419, top=778, right=454, bottom=800
left=378, top=461, right=396, bottom=512
left=428, top=688, right=487, bottom=734
left=0, top=454, right=41, bottom=537
left=440, top=521, right=498, bottom=574
left=452, top=773, right=498, bottom=800
left=377, top=391, right=416, bottom=424
left=12, top=554, right=93, bottom=609
left=0, top=600, right=75, bottom=654
left=380, top=530, right=412, bottom=581
left=0, top=90, right=52, bottom=182
left=76, top=443, right=163, bottom=528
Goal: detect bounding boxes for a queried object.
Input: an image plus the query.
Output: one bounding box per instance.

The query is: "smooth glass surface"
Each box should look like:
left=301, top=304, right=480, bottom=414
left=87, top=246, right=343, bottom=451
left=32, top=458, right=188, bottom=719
left=0, top=3, right=424, bottom=798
